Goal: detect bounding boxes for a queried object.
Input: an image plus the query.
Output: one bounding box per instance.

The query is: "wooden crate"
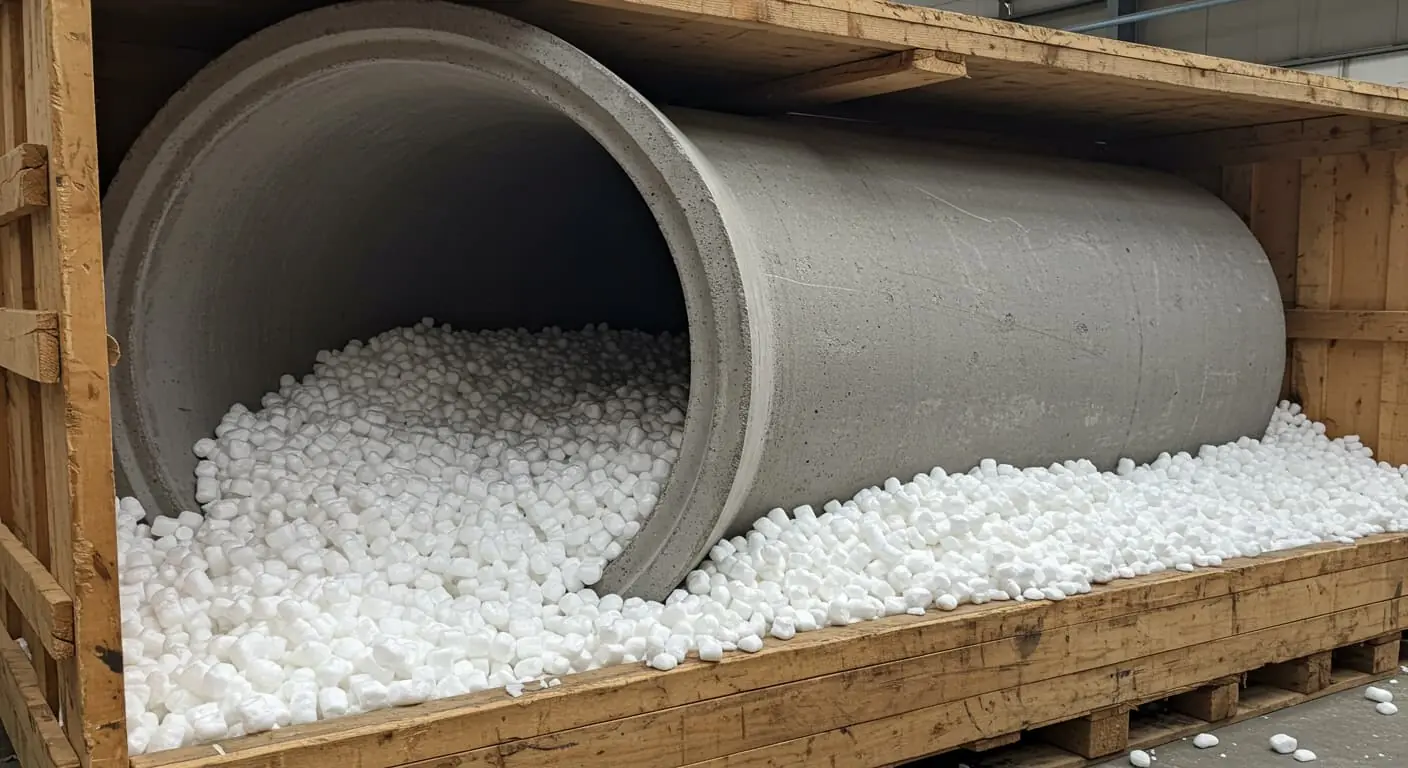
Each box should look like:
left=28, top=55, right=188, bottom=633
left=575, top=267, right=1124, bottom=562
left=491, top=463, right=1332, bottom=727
left=2, top=1, right=1408, bottom=768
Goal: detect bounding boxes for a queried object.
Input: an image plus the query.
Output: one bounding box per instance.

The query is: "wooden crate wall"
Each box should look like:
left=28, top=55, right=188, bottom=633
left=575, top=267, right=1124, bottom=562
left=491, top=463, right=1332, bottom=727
left=1220, top=152, right=1408, bottom=467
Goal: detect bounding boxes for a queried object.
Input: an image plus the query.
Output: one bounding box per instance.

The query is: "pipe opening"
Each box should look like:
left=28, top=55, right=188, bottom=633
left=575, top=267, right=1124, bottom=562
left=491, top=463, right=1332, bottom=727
left=126, top=59, right=689, bottom=512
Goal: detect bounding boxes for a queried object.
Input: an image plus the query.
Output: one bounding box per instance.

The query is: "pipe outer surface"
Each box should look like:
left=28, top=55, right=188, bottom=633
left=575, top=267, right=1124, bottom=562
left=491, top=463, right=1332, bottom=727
left=103, top=1, right=1286, bottom=601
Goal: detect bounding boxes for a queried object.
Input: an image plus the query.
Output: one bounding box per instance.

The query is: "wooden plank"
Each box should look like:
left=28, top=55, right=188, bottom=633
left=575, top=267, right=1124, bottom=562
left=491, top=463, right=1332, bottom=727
left=565, top=0, right=1408, bottom=119
left=1292, top=155, right=1337, bottom=423
left=22, top=0, right=126, bottom=764
left=963, top=732, right=1021, bottom=752
left=0, top=632, right=80, bottom=768
left=1035, top=706, right=1129, bottom=759
left=134, top=543, right=1408, bottom=768
left=1286, top=310, right=1408, bottom=342
left=0, top=0, right=57, bottom=716
left=1251, top=160, right=1301, bottom=307
left=0, top=519, right=72, bottom=657
left=734, top=49, right=965, bottom=111
left=0, top=140, right=44, bottom=226
left=1380, top=151, right=1408, bottom=466
left=0, top=306, right=56, bottom=382
left=668, top=598, right=1408, bottom=768
left=1324, top=152, right=1393, bottom=444
left=1248, top=159, right=1300, bottom=402
left=1133, top=117, right=1408, bottom=168
left=1167, top=676, right=1240, bottom=722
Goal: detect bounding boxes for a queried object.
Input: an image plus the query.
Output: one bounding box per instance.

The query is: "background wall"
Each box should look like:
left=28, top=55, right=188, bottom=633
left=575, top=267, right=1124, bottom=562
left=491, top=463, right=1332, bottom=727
left=908, top=0, right=1408, bottom=86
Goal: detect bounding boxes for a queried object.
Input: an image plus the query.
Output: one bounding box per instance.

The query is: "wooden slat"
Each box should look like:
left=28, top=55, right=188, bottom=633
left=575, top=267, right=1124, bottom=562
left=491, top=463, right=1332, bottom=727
left=1285, top=310, right=1408, bottom=342
left=22, top=0, right=126, bottom=764
left=733, top=49, right=965, bottom=111
left=132, top=535, right=1408, bottom=768
left=1380, top=152, right=1408, bottom=466
left=1134, top=116, right=1408, bottom=168
left=0, top=519, right=72, bottom=657
left=1325, top=152, right=1392, bottom=444
left=0, top=140, right=44, bottom=226
left=0, top=0, right=57, bottom=715
left=566, top=0, right=1408, bottom=119
left=0, top=632, right=80, bottom=768
left=1292, top=155, right=1337, bottom=425
left=669, top=598, right=1408, bottom=768
left=0, top=306, right=56, bottom=381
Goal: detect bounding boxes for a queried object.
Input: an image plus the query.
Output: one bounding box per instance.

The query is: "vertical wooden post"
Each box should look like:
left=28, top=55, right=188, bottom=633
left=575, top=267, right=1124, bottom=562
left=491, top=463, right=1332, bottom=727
left=19, top=0, right=124, bottom=765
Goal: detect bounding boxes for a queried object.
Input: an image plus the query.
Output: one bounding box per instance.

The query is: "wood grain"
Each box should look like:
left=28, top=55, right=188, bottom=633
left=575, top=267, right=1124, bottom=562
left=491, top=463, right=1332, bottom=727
left=23, top=0, right=126, bottom=763
left=0, top=141, right=45, bottom=226
left=732, top=49, right=965, bottom=112
left=0, top=632, right=79, bottom=768
left=0, top=306, right=56, bottom=382
left=0, top=519, right=72, bottom=658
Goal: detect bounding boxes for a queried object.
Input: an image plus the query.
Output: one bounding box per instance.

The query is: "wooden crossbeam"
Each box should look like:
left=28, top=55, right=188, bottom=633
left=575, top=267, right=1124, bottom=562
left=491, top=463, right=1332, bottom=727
left=0, top=521, right=73, bottom=659
left=0, top=633, right=80, bottom=768
left=0, top=307, right=59, bottom=382
left=1167, top=676, right=1241, bottom=722
left=0, top=142, right=47, bottom=226
left=1285, top=309, right=1408, bottom=342
left=733, top=49, right=966, bottom=113
left=1035, top=705, right=1130, bottom=759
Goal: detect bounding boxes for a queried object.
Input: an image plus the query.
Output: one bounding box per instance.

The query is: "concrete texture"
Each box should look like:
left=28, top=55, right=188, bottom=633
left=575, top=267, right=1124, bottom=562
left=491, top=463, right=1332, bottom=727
left=100, top=0, right=1286, bottom=601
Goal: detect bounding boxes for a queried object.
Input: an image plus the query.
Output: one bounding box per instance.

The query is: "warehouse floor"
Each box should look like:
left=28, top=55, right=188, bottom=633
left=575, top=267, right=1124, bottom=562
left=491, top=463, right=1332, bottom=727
left=0, top=681, right=1401, bottom=765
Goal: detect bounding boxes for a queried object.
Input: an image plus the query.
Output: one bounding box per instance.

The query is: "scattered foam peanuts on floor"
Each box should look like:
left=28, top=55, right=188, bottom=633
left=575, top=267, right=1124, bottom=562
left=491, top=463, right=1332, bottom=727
left=1376, top=702, right=1399, bottom=715
left=1292, top=748, right=1317, bottom=762
left=1270, top=734, right=1299, bottom=754
left=1128, top=749, right=1152, bottom=767
left=115, top=321, right=1408, bottom=752
left=1193, top=733, right=1219, bottom=749
left=1366, top=686, right=1394, bottom=703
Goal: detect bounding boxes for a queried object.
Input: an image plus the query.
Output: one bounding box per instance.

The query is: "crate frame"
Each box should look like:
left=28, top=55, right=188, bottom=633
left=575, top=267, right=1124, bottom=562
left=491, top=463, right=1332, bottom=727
left=2, top=1, right=1408, bottom=767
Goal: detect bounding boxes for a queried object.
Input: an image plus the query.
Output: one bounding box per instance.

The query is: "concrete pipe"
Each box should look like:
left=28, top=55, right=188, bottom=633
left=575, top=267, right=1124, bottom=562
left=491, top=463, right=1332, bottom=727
left=103, top=0, right=1285, bottom=600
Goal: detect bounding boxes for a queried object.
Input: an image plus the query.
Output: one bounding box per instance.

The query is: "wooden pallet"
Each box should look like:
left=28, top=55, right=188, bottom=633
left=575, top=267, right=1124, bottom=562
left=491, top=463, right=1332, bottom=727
left=932, top=632, right=1404, bottom=767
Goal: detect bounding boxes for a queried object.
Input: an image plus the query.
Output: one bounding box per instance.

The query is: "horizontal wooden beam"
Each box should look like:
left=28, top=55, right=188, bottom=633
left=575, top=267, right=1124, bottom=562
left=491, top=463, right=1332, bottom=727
left=0, top=143, right=48, bottom=227
left=0, top=521, right=74, bottom=659
left=0, top=633, right=80, bottom=768
left=1285, top=310, right=1408, bottom=342
left=0, top=307, right=59, bottom=382
left=1128, top=116, right=1408, bottom=169
left=568, top=0, right=1408, bottom=119
left=733, top=49, right=966, bottom=113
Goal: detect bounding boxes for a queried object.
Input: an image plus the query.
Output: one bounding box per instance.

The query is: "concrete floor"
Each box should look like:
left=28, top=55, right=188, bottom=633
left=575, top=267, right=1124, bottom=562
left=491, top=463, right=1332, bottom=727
left=0, top=681, right=1401, bottom=766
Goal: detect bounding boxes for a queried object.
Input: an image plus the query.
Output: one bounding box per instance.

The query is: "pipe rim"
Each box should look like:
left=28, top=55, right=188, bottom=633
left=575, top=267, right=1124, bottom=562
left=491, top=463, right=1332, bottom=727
left=102, top=0, right=759, bottom=599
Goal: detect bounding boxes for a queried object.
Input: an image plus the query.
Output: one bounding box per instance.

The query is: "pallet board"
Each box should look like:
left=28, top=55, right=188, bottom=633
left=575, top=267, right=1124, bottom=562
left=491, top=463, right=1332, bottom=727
left=0, top=0, right=1404, bottom=767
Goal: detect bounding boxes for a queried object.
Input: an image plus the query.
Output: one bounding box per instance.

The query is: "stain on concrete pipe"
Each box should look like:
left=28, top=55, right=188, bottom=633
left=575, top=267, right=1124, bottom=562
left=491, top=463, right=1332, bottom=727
left=102, top=1, right=1286, bottom=600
